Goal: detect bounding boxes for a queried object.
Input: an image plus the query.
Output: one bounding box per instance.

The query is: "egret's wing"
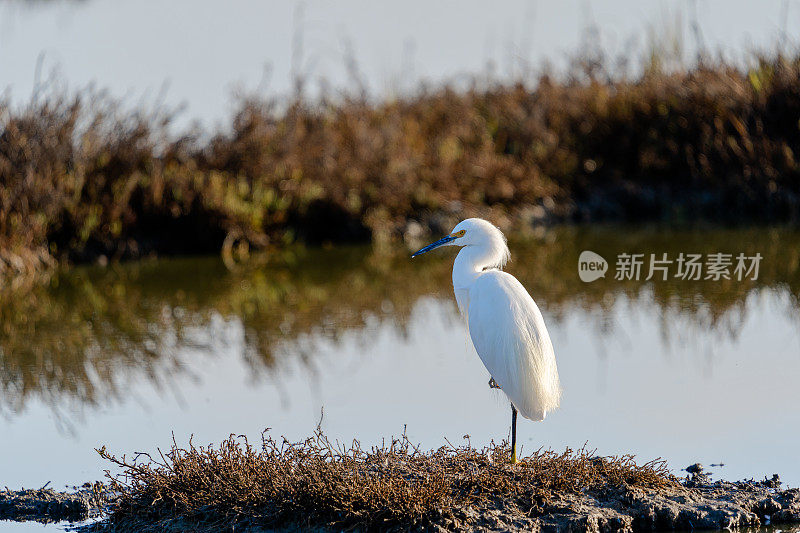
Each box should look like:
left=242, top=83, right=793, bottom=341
left=454, top=288, right=470, bottom=320
left=467, top=271, right=561, bottom=421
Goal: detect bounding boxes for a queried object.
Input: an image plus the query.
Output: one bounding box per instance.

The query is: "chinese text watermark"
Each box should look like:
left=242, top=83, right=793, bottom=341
left=579, top=251, right=762, bottom=282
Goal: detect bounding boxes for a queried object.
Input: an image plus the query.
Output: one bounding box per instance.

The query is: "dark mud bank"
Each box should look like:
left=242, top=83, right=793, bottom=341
left=75, top=477, right=800, bottom=532
left=4, top=469, right=799, bottom=532
left=469, top=476, right=800, bottom=533
left=82, top=481, right=800, bottom=533
left=0, top=483, right=113, bottom=525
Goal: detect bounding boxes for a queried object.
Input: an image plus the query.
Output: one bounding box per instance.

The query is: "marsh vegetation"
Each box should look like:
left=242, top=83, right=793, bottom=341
left=95, top=429, right=674, bottom=532
left=3, top=54, right=800, bottom=283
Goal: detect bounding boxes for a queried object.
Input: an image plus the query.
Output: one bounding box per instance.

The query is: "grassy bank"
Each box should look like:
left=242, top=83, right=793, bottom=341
left=92, top=429, right=800, bottom=532
left=3, top=54, right=800, bottom=280
left=95, top=429, right=673, bottom=532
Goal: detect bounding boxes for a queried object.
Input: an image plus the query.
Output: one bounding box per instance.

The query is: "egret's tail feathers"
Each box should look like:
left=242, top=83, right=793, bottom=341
left=516, top=405, right=546, bottom=422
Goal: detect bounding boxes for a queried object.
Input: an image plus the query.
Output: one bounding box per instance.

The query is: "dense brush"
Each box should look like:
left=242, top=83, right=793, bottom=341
left=3, top=54, right=800, bottom=281
left=97, top=429, right=674, bottom=532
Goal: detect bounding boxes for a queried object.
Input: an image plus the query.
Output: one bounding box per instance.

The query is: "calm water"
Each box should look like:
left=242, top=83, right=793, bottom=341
left=1, top=226, right=800, bottom=529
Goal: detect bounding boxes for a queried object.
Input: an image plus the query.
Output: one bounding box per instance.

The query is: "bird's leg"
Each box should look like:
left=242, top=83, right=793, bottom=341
left=511, top=403, right=518, bottom=464
left=488, top=377, right=502, bottom=389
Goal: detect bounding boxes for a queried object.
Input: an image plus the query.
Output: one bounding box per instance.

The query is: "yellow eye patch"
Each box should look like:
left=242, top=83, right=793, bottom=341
left=452, top=230, right=466, bottom=238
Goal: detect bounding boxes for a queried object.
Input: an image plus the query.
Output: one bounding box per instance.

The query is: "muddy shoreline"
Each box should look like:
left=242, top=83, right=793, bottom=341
left=3, top=466, right=799, bottom=532
left=0, top=482, right=113, bottom=524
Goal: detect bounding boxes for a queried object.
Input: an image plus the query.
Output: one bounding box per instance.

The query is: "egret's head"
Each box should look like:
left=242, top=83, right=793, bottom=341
left=411, top=218, right=509, bottom=266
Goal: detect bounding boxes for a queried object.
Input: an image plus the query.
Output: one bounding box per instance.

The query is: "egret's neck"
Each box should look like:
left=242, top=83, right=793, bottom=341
left=452, top=245, right=500, bottom=290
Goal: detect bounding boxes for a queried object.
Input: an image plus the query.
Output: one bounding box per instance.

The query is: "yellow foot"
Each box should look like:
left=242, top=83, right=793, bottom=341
left=488, top=377, right=502, bottom=389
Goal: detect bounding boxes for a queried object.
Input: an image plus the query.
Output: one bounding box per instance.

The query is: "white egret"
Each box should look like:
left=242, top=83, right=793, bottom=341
left=412, top=218, right=561, bottom=463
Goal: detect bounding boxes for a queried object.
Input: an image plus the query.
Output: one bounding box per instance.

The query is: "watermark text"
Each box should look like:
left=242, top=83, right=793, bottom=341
left=579, top=251, right=762, bottom=282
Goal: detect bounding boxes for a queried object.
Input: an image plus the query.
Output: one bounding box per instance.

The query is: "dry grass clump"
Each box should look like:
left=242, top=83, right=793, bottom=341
left=97, top=429, right=674, bottom=532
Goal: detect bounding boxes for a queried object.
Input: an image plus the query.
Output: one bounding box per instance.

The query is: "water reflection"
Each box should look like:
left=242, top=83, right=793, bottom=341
left=1, top=226, right=799, bottom=418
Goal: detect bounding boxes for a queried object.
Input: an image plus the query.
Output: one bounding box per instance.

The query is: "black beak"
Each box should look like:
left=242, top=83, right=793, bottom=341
left=411, top=234, right=457, bottom=257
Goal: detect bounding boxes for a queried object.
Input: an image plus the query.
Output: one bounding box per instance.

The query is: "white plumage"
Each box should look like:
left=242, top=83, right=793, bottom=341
left=412, top=217, right=561, bottom=462
left=467, top=270, right=560, bottom=420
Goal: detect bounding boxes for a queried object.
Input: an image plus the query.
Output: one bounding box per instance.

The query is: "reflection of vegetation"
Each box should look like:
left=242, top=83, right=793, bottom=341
left=0, top=260, right=212, bottom=415
left=515, top=226, right=800, bottom=323
left=1, top=227, right=799, bottom=415
left=0, top=246, right=453, bottom=416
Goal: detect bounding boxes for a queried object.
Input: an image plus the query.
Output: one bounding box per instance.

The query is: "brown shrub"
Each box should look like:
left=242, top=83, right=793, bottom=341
left=2, top=54, right=800, bottom=280
left=97, top=429, right=674, bottom=532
